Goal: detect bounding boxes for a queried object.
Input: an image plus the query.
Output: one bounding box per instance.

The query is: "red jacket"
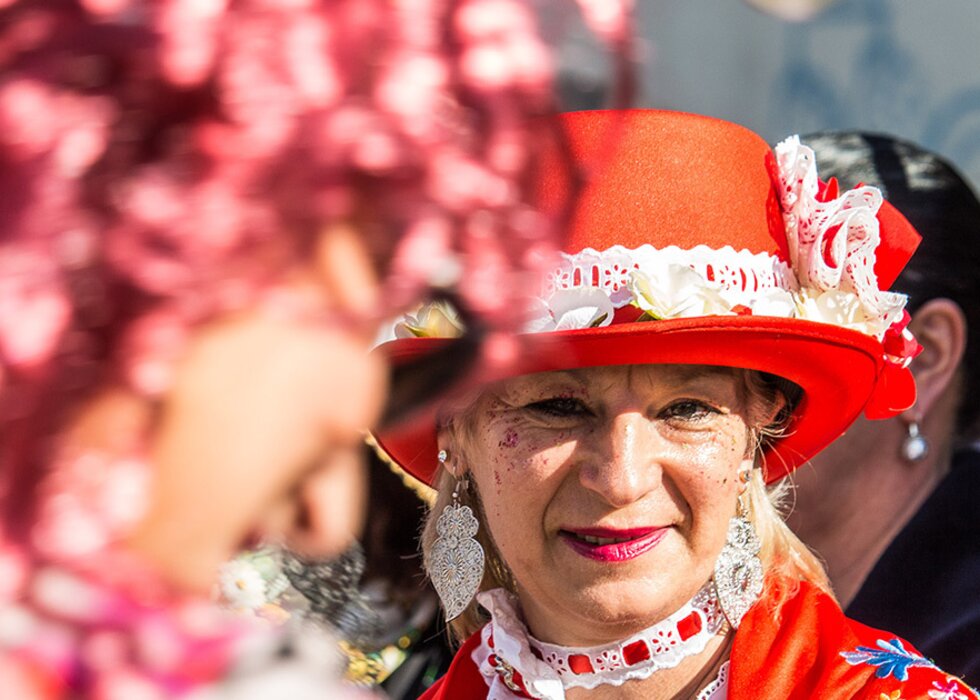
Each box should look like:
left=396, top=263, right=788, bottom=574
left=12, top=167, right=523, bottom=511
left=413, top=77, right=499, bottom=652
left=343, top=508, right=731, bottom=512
left=422, top=580, right=978, bottom=699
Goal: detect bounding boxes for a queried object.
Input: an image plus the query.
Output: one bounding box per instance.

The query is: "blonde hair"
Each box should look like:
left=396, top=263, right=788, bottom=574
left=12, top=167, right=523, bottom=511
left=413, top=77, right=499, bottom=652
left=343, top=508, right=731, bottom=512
left=421, top=369, right=832, bottom=643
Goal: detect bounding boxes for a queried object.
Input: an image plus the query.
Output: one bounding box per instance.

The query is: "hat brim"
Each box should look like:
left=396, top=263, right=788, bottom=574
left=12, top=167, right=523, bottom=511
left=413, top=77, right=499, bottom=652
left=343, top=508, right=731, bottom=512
left=372, top=315, right=913, bottom=485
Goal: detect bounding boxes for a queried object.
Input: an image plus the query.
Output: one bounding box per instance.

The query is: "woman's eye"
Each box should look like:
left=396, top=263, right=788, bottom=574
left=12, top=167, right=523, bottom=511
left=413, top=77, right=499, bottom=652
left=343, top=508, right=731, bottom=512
left=660, top=400, right=719, bottom=423
left=525, top=397, right=591, bottom=418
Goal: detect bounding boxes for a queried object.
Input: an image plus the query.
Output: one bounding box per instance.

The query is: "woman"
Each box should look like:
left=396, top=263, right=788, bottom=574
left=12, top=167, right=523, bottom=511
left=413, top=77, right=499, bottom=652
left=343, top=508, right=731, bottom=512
left=0, top=1, right=632, bottom=696
left=373, top=110, right=978, bottom=698
left=789, top=131, right=980, bottom=683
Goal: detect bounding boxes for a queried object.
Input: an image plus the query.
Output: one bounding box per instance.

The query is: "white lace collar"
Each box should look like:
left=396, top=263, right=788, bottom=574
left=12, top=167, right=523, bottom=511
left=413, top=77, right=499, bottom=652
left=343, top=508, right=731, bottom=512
left=471, top=581, right=727, bottom=699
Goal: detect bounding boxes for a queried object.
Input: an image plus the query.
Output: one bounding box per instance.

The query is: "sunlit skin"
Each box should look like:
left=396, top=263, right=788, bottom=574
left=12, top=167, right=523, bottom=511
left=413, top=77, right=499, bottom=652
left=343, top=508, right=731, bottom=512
left=67, top=222, right=391, bottom=594
left=444, top=364, right=758, bottom=648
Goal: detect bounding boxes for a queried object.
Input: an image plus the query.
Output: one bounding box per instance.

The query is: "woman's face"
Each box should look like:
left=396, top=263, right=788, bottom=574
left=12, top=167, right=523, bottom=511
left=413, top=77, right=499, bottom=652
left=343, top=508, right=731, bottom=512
left=122, top=222, right=387, bottom=592
left=449, top=364, right=758, bottom=646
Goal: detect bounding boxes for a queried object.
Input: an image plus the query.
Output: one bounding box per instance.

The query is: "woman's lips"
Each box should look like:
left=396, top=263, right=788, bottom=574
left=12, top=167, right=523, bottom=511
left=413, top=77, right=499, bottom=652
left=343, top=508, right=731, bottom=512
left=558, top=526, right=668, bottom=562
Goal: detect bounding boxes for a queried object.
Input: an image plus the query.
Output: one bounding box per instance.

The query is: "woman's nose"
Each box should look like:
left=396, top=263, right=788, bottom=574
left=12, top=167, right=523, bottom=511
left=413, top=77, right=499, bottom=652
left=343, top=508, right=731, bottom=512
left=287, top=444, right=369, bottom=559
left=578, top=411, right=662, bottom=507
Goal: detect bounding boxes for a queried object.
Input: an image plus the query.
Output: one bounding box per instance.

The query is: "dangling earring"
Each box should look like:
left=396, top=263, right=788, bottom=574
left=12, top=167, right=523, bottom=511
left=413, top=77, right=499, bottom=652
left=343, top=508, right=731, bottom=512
left=713, top=469, right=763, bottom=629
left=901, top=420, right=930, bottom=462
left=427, top=450, right=485, bottom=621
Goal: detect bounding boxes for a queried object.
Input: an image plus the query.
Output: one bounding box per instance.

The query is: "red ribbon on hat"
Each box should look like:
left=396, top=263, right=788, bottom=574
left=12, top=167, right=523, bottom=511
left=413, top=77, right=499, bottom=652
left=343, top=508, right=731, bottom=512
left=882, top=310, right=923, bottom=368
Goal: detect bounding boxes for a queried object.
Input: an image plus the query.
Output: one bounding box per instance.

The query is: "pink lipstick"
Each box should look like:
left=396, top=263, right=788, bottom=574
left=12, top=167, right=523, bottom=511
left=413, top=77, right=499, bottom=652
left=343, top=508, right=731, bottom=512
left=559, top=526, right=668, bottom=562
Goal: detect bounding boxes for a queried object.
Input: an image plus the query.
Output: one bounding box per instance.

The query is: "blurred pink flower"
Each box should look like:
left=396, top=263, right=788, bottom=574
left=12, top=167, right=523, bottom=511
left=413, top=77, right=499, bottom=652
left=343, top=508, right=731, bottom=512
left=0, top=247, right=71, bottom=370
left=33, top=452, right=151, bottom=561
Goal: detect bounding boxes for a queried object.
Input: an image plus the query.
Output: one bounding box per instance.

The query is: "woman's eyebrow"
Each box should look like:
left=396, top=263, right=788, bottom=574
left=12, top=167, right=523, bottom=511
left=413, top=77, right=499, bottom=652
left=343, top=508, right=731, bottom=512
left=629, top=364, right=735, bottom=388
left=672, top=366, right=735, bottom=383
left=540, top=369, right=591, bottom=385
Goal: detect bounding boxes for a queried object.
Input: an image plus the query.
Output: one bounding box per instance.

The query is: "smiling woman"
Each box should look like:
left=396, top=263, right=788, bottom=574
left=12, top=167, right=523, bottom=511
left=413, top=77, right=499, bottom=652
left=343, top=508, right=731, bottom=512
left=374, top=110, right=979, bottom=699
left=430, top=364, right=804, bottom=646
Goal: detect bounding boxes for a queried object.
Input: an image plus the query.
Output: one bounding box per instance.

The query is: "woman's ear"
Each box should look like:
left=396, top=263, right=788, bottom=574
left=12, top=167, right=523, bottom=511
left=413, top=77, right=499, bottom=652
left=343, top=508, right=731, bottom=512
left=763, top=391, right=789, bottom=429
left=749, top=381, right=789, bottom=441
left=315, top=220, right=381, bottom=320
left=905, top=298, right=967, bottom=418
left=436, top=430, right=458, bottom=478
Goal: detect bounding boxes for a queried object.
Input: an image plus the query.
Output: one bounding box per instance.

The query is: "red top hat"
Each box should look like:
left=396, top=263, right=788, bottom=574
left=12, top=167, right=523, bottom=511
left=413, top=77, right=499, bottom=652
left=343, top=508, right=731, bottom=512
left=373, top=110, right=922, bottom=485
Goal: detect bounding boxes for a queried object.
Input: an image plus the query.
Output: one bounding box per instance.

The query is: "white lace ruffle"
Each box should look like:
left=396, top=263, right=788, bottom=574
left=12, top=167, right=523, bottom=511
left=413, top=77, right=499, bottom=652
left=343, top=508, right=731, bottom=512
left=774, top=135, right=906, bottom=332
left=472, top=582, right=724, bottom=699
left=698, top=660, right=729, bottom=700
left=472, top=590, right=564, bottom=699
left=542, top=244, right=795, bottom=309
left=534, top=236, right=905, bottom=338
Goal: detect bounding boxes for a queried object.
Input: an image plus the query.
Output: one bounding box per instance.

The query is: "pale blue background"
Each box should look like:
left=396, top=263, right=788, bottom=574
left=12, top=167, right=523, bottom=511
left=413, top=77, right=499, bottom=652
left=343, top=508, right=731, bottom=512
left=561, top=0, right=980, bottom=186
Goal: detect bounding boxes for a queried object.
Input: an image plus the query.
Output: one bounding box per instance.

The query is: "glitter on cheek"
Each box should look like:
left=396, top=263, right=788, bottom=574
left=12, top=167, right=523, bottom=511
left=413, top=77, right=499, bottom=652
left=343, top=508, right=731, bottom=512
left=498, top=428, right=519, bottom=448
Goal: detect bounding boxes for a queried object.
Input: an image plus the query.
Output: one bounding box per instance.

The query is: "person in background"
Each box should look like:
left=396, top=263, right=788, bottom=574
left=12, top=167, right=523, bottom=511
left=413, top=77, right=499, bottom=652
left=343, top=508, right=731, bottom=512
left=217, top=446, right=452, bottom=698
left=344, top=451, right=450, bottom=699
left=788, top=131, right=980, bottom=684
left=0, top=1, right=632, bottom=696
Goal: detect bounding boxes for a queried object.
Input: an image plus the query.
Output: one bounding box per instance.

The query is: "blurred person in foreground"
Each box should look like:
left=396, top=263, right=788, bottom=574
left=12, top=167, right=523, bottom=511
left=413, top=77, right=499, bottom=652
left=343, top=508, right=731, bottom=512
left=221, top=447, right=453, bottom=698
left=788, top=131, right=980, bottom=684
left=0, top=1, right=633, bottom=697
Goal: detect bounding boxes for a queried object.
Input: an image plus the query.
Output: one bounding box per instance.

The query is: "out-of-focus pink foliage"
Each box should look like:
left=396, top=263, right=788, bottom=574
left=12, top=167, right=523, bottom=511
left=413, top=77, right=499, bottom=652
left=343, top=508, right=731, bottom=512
left=0, top=0, right=632, bottom=542
left=0, top=0, right=632, bottom=694
left=0, top=0, right=628, bottom=398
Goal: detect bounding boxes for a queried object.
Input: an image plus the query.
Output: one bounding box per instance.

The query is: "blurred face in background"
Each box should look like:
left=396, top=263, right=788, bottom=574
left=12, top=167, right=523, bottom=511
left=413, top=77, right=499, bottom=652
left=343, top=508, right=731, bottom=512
left=97, top=222, right=391, bottom=592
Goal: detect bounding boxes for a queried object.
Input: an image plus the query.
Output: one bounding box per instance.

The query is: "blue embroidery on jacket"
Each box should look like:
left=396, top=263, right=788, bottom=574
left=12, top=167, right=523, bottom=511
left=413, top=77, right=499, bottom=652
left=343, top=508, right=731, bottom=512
left=841, top=638, right=936, bottom=681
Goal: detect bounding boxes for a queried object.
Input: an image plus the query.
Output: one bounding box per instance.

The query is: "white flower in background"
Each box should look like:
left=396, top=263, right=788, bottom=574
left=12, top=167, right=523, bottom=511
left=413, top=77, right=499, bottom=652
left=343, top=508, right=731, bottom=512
left=218, top=559, right=268, bottom=613
left=629, top=264, right=732, bottom=320
left=394, top=300, right=464, bottom=339
left=524, top=286, right=614, bottom=332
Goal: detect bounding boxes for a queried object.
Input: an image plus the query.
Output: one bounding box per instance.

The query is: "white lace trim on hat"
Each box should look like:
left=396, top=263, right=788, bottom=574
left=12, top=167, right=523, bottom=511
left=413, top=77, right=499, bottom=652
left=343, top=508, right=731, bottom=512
left=541, top=244, right=795, bottom=307
left=471, top=581, right=725, bottom=699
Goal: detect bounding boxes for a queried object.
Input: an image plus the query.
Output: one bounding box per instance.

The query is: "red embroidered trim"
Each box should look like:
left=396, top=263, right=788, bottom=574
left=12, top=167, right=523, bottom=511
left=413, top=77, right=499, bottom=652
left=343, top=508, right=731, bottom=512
left=677, top=611, right=703, bottom=641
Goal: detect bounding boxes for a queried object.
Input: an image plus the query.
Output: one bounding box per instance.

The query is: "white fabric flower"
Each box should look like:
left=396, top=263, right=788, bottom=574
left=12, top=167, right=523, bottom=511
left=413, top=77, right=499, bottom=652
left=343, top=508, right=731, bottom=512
left=718, top=287, right=797, bottom=318
left=218, top=560, right=268, bottom=612
left=793, top=289, right=889, bottom=336
left=394, top=300, right=464, bottom=338
left=628, top=265, right=732, bottom=319
left=747, top=288, right=797, bottom=317
left=524, top=287, right=614, bottom=333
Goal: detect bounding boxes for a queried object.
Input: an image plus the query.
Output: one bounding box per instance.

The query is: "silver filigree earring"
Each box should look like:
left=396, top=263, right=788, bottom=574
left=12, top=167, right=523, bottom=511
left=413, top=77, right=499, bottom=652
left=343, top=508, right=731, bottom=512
left=901, top=420, right=930, bottom=462
left=427, top=450, right=485, bottom=621
left=713, top=471, right=763, bottom=629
